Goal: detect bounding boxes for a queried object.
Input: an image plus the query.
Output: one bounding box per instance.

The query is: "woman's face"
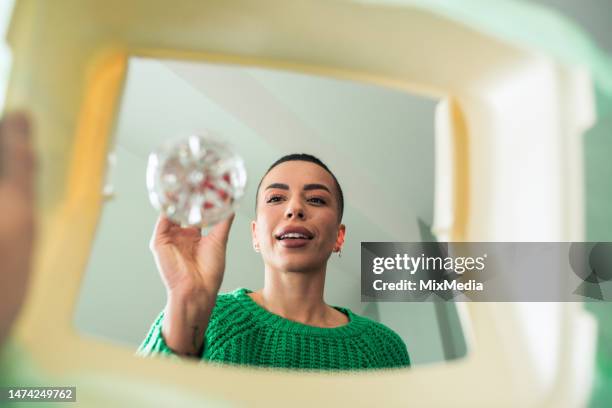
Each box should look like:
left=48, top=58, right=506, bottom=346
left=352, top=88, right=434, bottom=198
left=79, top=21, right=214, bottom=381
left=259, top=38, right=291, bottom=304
left=252, top=161, right=345, bottom=273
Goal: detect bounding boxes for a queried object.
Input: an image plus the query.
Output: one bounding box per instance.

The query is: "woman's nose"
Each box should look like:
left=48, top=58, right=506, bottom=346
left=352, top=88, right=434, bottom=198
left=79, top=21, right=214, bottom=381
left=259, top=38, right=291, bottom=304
left=285, top=201, right=305, bottom=220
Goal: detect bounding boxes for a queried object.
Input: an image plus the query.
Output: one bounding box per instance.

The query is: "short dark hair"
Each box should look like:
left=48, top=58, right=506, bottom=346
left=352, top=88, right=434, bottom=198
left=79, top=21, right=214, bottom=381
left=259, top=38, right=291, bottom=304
left=254, top=153, right=344, bottom=222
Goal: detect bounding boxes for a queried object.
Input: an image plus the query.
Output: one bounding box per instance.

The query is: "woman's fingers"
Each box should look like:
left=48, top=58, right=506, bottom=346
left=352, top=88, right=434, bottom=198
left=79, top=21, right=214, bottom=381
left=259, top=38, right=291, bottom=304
left=208, top=213, right=235, bottom=245
left=153, top=214, right=174, bottom=236
left=150, top=214, right=180, bottom=250
left=153, top=212, right=234, bottom=250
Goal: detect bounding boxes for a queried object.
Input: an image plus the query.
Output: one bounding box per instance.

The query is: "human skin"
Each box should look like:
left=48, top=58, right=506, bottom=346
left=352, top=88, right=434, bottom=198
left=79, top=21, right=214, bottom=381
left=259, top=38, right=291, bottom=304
left=0, top=112, right=36, bottom=346
left=154, top=160, right=346, bottom=357
left=151, top=213, right=234, bottom=357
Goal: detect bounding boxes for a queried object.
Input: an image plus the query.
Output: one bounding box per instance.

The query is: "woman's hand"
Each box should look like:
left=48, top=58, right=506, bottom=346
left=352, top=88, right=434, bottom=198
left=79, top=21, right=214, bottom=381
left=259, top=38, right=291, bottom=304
left=149, top=213, right=234, bottom=357
left=150, top=214, right=234, bottom=297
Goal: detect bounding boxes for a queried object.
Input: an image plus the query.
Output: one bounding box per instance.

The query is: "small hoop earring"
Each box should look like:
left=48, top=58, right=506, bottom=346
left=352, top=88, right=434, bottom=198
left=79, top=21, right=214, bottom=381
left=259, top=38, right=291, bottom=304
left=253, top=245, right=260, bottom=253
left=338, top=248, right=342, bottom=258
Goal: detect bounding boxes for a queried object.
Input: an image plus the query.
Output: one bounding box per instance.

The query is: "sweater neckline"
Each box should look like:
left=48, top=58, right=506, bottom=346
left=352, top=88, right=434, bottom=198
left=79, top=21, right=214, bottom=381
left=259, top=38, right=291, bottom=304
left=233, top=287, right=367, bottom=337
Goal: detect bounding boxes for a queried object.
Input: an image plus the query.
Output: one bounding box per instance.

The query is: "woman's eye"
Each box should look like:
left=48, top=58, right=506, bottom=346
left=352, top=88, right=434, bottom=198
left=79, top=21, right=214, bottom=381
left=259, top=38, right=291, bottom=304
left=266, top=195, right=284, bottom=203
left=308, top=197, right=326, bottom=205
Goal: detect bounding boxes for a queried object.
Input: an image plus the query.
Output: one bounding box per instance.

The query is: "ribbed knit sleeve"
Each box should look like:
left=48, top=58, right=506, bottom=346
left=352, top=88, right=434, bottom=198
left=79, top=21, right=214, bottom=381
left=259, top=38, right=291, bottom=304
left=366, top=322, right=411, bottom=369
left=136, top=310, right=180, bottom=360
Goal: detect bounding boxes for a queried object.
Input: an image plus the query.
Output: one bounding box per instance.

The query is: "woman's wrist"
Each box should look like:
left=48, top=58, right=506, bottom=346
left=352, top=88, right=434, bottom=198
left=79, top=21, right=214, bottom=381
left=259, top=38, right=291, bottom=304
left=168, top=282, right=209, bottom=303
left=162, top=288, right=216, bottom=357
left=166, top=286, right=216, bottom=326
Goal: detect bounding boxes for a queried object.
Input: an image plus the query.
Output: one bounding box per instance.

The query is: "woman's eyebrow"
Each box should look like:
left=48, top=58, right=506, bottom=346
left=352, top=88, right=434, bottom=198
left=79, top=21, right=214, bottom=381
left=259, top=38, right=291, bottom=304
left=264, top=183, right=331, bottom=194
left=265, top=183, right=289, bottom=191
left=303, top=183, right=331, bottom=194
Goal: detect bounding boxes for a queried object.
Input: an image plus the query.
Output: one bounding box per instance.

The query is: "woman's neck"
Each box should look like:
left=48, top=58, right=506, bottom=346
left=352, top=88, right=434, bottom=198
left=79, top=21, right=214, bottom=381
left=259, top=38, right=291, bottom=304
left=248, top=267, right=348, bottom=327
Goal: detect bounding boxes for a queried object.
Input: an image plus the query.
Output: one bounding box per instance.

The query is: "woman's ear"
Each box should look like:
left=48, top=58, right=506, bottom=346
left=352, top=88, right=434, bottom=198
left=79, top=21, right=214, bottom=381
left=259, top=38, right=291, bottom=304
left=335, top=224, right=346, bottom=251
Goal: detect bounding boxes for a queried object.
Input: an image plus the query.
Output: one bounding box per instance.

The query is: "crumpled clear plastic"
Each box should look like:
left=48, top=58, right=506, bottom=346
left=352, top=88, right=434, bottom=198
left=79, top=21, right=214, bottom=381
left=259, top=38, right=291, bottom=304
left=146, top=134, right=247, bottom=227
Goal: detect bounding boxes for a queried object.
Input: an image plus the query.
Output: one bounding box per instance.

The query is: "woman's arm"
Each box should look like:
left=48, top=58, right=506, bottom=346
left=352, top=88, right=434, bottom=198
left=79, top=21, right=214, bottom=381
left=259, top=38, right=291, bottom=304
left=160, top=287, right=217, bottom=357
left=145, top=214, right=234, bottom=358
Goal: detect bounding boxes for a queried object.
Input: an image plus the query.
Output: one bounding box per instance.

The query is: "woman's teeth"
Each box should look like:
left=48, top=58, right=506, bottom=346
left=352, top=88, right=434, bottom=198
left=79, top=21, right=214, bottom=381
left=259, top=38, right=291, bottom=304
left=279, top=233, right=310, bottom=240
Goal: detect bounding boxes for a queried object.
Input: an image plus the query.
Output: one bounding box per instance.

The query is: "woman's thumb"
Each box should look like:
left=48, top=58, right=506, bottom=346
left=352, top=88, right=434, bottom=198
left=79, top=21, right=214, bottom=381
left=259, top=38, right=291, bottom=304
left=209, top=213, right=235, bottom=244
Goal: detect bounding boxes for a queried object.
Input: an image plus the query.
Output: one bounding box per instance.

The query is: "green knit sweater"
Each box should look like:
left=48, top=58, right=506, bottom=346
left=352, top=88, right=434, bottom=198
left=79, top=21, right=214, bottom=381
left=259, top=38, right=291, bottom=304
left=137, top=288, right=410, bottom=371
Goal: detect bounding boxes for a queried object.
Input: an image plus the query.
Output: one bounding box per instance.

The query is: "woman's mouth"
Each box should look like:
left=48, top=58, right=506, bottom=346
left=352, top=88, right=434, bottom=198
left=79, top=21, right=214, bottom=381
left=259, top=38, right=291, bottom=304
left=278, top=237, right=310, bottom=248
left=275, top=229, right=314, bottom=248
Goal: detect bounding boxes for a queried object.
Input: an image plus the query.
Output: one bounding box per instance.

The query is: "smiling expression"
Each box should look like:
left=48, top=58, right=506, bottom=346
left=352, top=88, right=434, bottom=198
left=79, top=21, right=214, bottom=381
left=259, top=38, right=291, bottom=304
left=251, top=160, right=346, bottom=273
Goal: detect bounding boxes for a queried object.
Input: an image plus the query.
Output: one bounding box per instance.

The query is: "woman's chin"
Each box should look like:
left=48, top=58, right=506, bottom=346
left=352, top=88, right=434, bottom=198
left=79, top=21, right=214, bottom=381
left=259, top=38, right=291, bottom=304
left=275, top=256, right=321, bottom=273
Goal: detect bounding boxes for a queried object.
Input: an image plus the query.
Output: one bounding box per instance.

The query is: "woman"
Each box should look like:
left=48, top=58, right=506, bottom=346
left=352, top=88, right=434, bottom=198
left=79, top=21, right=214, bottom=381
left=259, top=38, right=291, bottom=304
left=138, top=153, right=410, bottom=370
